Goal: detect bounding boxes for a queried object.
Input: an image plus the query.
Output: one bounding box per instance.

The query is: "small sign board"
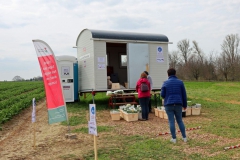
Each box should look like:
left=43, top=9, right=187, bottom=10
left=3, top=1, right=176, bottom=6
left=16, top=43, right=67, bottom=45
left=88, top=120, right=97, bottom=136
left=89, top=104, right=96, bottom=122
left=89, top=104, right=97, bottom=135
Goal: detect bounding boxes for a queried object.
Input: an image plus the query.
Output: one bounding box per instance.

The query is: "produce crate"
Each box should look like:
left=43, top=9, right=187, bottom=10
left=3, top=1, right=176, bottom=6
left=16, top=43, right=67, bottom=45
left=192, top=107, right=201, bottom=115
left=186, top=108, right=191, bottom=116
left=138, top=112, right=142, bottom=119
left=158, top=109, right=164, bottom=118
left=124, top=113, right=138, bottom=122
left=154, top=108, right=158, bottom=116
left=110, top=112, right=121, bottom=120
left=119, top=109, right=124, bottom=118
left=163, top=111, right=168, bottom=119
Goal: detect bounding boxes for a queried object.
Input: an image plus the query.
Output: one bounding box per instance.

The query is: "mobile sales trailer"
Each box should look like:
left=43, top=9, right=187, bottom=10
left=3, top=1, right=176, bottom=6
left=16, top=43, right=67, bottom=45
left=75, top=29, right=171, bottom=93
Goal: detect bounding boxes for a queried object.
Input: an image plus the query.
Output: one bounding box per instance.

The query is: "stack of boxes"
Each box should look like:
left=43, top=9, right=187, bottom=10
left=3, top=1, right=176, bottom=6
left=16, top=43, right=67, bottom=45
left=154, top=100, right=201, bottom=118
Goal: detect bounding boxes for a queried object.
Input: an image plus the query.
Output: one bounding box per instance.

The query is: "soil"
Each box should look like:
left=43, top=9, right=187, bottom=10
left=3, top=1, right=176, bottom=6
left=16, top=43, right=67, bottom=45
left=0, top=100, right=239, bottom=160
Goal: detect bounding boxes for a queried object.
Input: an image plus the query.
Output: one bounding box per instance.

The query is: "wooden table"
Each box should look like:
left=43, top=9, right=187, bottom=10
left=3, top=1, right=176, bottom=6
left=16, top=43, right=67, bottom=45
left=108, top=93, right=138, bottom=108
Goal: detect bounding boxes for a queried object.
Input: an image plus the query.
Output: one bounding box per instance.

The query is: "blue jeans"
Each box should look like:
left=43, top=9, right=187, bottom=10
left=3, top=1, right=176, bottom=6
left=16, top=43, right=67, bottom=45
left=165, top=105, right=186, bottom=139
left=139, top=97, right=150, bottom=120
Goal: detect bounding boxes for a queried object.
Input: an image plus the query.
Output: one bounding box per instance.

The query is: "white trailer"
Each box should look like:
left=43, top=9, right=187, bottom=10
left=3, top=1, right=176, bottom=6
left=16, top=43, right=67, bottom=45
left=75, top=29, right=171, bottom=93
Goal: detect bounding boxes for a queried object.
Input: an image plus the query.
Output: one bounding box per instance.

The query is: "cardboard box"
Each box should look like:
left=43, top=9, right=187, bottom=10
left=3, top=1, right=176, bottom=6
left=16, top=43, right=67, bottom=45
left=125, top=82, right=128, bottom=89
left=111, top=83, right=120, bottom=89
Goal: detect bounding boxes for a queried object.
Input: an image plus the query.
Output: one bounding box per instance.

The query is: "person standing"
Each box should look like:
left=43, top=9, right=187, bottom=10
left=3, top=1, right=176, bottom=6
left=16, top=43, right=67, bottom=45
left=144, top=71, right=153, bottom=112
left=161, top=68, right=187, bottom=143
left=136, top=72, right=151, bottom=121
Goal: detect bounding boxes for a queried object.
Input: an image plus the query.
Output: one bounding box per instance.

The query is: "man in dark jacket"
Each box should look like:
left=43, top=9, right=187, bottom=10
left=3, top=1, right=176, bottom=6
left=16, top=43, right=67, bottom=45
left=161, top=68, right=187, bottom=143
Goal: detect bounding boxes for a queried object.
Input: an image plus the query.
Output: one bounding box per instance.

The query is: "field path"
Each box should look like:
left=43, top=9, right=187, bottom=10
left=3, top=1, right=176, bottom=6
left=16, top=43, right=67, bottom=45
left=0, top=100, right=71, bottom=160
left=0, top=100, right=172, bottom=159
left=2, top=100, right=237, bottom=159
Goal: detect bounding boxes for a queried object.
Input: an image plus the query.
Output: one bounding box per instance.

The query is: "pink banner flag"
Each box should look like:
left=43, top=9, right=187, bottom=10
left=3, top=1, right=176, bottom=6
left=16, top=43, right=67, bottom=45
left=32, top=39, right=68, bottom=124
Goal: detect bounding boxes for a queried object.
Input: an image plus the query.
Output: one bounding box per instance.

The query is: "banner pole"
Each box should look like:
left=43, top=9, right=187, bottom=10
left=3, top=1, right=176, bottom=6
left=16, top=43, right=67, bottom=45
left=94, top=135, right=97, bottom=160
left=33, top=122, right=36, bottom=149
left=64, top=102, right=70, bottom=133
left=92, top=89, right=95, bottom=104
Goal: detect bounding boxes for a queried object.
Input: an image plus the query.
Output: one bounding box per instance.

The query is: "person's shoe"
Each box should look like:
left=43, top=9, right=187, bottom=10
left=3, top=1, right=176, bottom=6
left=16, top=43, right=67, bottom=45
left=170, top=138, right=176, bottom=143
left=182, top=137, right=187, bottom=142
left=139, top=119, right=146, bottom=121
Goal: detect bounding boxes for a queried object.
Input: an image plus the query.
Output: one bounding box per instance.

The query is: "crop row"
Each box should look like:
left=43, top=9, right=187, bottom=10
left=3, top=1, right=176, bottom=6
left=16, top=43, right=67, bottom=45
left=0, top=81, right=45, bottom=124
left=0, top=92, right=45, bottom=124
left=0, top=83, right=44, bottom=101
left=0, top=87, right=45, bottom=110
left=0, top=81, right=43, bottom=91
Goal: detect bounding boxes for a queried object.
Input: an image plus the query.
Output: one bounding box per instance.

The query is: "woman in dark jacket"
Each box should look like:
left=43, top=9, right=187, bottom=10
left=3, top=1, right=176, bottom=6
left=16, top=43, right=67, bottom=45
left=136, top=72, right=151, bottom=120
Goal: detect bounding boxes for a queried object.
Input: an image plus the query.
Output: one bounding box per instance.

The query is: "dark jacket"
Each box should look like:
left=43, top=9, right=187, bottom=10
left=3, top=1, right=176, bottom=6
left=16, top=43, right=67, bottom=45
left=136, top=78, right=151, bottom=98
left=161, top=75, right=187, bottom=108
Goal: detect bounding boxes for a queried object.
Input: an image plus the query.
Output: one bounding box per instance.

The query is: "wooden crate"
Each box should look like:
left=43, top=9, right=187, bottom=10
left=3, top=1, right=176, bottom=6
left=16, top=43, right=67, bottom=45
left=154, top=108, right=158, bottom=116
left=186, top=108, right=191, bottom=116
left=138, top=112, right=142, bottom=119
left=192, top=107, right=201, bottom=115
left=163, top=111, right=168, bottom=119
left=158, top=109, right=164, bottom=118
left=110, top=112, right=120, bottom=120
left=119, top=109, right=124, bottom=118
left=124, top=113, right=138, bottom=122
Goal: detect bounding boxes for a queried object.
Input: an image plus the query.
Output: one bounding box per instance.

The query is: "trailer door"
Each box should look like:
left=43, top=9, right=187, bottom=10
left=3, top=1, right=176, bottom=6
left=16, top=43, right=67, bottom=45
left=127, top=43, right=149, bottom=89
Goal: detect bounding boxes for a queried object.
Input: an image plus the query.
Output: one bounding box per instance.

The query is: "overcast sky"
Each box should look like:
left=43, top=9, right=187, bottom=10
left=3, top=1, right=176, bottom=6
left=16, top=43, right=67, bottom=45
left=0, top=0, right=239, bottom=81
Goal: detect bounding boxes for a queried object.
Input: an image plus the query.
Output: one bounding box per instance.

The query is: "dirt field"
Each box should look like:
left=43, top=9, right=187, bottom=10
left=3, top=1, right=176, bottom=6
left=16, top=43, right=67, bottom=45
left=0, top=100, right=172, bottom=160
left=1, top=100, right=238, bottom=160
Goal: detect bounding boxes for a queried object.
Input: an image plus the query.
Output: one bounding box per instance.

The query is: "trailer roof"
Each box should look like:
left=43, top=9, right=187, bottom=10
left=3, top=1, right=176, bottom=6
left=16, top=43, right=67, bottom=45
left=89, top=29, right=169, bottom=42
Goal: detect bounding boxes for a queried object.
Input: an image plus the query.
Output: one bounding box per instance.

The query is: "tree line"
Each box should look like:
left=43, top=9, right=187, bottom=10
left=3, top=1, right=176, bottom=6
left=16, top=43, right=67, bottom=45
left=11, top=33, right=239, bottom=82
left=12, top=76, right=43, bottom=81
left=169, top=33, right=240, bottom=81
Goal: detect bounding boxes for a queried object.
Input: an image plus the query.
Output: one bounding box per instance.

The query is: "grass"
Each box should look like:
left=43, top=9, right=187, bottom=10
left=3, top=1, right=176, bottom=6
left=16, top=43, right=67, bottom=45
left=73, top=126, right=113, bottom=134
left=59, top=82, right=240, bottom=159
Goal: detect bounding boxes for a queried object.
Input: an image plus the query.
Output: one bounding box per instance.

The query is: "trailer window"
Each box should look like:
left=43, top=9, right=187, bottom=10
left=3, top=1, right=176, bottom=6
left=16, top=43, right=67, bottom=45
left=119, top=53, right=127, bottom=68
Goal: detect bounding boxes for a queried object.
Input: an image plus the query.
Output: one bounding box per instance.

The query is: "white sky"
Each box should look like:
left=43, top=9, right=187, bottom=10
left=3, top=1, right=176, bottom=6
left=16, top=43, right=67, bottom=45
left=0, top=0, right=239, bottom=81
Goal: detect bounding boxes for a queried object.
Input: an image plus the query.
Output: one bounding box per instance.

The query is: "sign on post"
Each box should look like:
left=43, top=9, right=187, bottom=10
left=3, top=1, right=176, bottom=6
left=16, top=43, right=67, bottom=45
left=88, top=104, right=97, bottom=136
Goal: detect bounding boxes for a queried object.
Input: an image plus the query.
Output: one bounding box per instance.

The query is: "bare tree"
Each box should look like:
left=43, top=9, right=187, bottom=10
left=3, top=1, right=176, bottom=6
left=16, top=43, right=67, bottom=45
left=217, top=53, right=231, bottom=81
left=203, top=51, right=218, bottom=81
left=188, top=54, right=202, bottom=80
left=192, top=40, right=204, bottom=63
left=177, top=39, right=192, bottom=64
left=221, top=34, right=240, bottom=80
left=168, top=51, right=181, bottom=69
